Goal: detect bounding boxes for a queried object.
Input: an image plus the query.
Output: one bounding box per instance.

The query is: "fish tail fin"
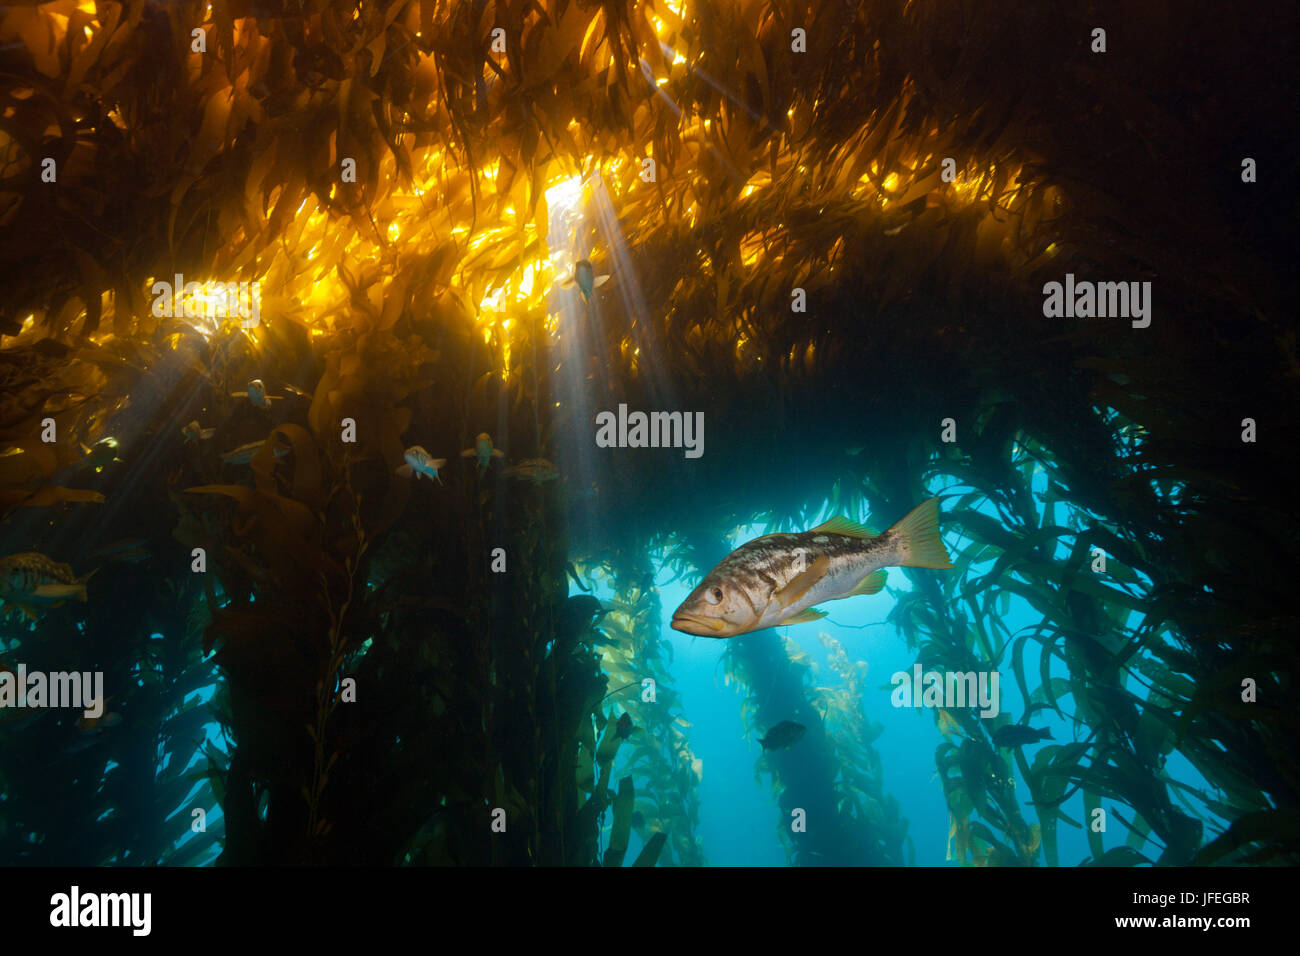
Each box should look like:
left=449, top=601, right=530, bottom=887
left=890, top=498, right=954, bottom=570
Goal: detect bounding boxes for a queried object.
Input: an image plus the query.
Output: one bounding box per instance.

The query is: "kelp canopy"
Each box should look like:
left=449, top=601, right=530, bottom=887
left=0, top=0, right=1295, bottom=866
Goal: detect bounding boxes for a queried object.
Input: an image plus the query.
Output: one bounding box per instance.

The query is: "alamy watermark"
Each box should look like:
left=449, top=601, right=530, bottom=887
left=890, top=664, right=1000, bottom=718
left=0, top=665, right=104, bottom=718
left=595, top=404, right=704, bottom=459
left=1042, top=273, right=1151, bottom=328
left=151, top=274, right=261, bottom=328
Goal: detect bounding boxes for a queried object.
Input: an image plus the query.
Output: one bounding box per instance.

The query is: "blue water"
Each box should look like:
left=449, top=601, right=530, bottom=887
left=160, top=465, right=1223, bottom=866
left=577, top=464, right=1224, bottom=866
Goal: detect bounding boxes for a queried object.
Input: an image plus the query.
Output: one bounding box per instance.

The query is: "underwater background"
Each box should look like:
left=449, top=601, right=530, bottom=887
left=0, top=0, right=1296, bottom=868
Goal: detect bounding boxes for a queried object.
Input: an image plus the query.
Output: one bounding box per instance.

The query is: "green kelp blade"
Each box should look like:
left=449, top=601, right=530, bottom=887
left=631, top=831, right=668, bottom=866
left=1191, top=809, right=1300, bottom=865
left=595, top=715, right=623, bottom=767
left=1083, top=846, right=1151, bottom=866
left=603, top=776, right=634, bottom=867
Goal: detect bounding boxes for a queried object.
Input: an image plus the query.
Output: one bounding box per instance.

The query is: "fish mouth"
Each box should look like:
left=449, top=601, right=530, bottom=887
left=670, top=612, right=726, bottom=636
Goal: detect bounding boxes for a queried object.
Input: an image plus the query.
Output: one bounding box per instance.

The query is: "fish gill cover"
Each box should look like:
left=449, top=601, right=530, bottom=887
left=0, top=0, right=1294, bottom=871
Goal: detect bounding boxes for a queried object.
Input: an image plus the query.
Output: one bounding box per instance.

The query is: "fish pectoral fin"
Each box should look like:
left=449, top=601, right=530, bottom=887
left=33, top=584, right=86, bottom=600
left=460, top=448, right=475, bottom=457
left=847, top=569, right=888, bottom=597
left=772, top=554, right=829, bottom=608
left=810, top=516, right=878, bottom=539
left=782, top=607, right=828, bottom=626
left=592, top=274, right=610, bottom=287
left=560, top=275, right=576, bottom=288
left=396, top=464, right=413, bottom=478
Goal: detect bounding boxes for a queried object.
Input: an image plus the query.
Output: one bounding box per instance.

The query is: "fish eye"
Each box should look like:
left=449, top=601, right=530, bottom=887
left=705, top=586, right=723, bottom=605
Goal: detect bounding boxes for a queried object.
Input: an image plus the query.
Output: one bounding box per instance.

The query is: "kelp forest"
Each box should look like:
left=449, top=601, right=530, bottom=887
left=0, top=0, right=1295, bottom=870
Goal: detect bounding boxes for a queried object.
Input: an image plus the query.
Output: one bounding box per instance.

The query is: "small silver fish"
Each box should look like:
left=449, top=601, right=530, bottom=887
left=460, top=432, right=504, bottom=473
left=671, top=499, right=953, bottom=638
left=560, top=259, right=610, bottom=303
left=220, top=439, right=289, bottom=465
left=397, top=446, right=446, bottom=482
left=88, top=538, right=150, bottom=564
left=182, top=421, right=216, bottom=443
left=230, top=378, right=281, bottom=410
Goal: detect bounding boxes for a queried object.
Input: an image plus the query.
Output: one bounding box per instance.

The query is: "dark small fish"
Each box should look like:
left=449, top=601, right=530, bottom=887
left=88, top=538, right=150, bottom=563
left=631, top=810, right=645, bottom=829
left=990, top=724, right=1054, bottom=749
left=616, top=712, right=634, bottom=740
left=503, top=457, right=559, bottom=483
left=759, top=720, right=806, bottom=751
left=78, top=437, right=120, bottom=472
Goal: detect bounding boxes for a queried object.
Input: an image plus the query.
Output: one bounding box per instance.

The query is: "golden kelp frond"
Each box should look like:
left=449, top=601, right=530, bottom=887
left=1, top=0, right=1090, bottom=382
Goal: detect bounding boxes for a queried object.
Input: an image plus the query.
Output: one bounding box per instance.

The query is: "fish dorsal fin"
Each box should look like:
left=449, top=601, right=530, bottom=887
left=782, top=607, right=827, bottom=626
left=810, top=516, right=877, bottom=539
left=772, top=554, right=829, bottom=609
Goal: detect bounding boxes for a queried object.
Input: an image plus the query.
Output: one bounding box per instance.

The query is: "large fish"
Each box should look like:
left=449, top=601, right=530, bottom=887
left=671, top=498, right=953, bottom=638
left=0, top=552, right=92, bottom=618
